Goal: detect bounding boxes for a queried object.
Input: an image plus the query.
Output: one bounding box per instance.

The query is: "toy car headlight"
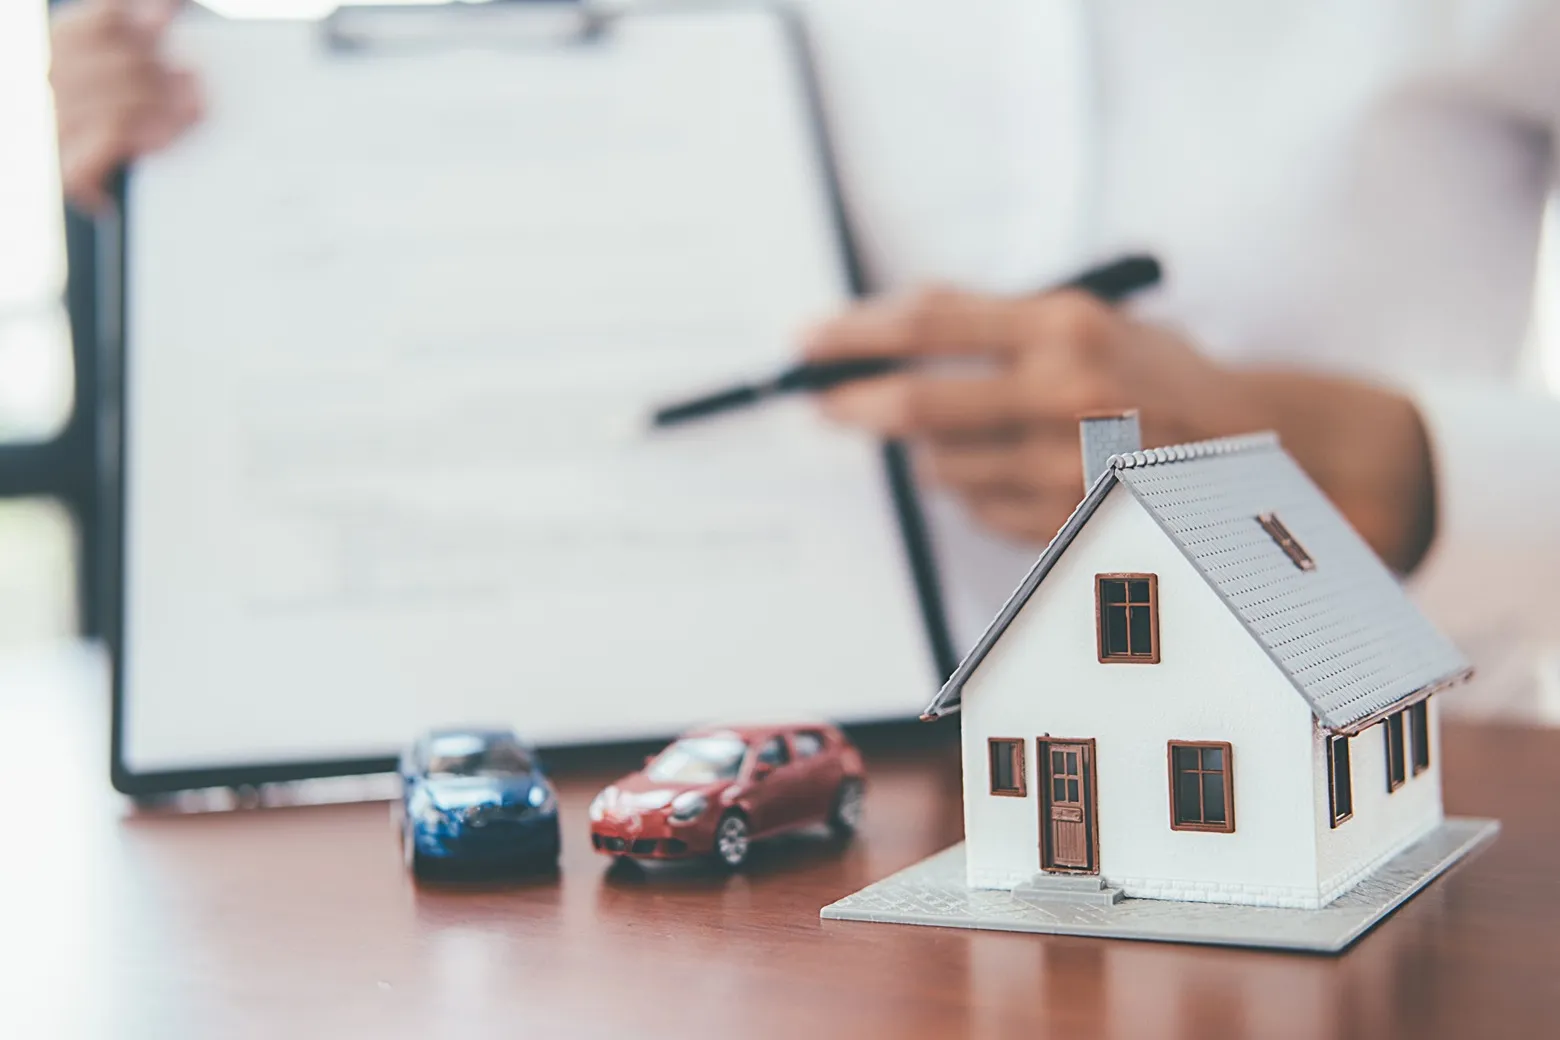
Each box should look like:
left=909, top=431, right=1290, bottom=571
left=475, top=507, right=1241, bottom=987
left=588, top=786, right=616, bottom=823
left=668, top=791, right=708, bottom=822
left=527, top=783, right=557, bottom=814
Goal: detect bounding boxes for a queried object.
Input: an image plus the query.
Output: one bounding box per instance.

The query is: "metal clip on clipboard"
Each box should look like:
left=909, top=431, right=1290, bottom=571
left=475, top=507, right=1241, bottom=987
left=322, top=0, right=630, bottom=53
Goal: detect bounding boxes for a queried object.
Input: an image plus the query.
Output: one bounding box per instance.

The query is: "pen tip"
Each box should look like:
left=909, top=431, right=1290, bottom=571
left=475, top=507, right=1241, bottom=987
left=649, top=384, right=764, bottom=428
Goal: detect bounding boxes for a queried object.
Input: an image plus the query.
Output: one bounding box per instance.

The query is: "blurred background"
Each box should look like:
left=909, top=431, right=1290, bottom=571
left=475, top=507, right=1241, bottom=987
left=0, top=0, right=77, bottom=648
left=6, top=0, right=1560, bottom=712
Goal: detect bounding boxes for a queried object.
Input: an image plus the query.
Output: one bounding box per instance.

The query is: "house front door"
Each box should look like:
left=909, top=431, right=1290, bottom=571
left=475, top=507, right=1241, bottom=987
left=1038, top=738, right=1097, bottom=874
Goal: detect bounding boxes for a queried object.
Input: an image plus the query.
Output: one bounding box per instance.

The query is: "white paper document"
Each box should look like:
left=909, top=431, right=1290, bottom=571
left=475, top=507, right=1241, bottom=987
left=121, top=4, right=937, bottom=775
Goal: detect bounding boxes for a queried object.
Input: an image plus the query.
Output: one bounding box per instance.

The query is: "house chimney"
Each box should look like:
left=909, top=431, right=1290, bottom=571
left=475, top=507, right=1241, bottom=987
left=1079, top=410, right=1141, bottom=485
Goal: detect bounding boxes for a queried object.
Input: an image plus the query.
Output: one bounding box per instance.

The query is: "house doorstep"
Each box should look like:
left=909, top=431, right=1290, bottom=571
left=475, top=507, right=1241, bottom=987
left=1012, top=872, right=1125, bottom=906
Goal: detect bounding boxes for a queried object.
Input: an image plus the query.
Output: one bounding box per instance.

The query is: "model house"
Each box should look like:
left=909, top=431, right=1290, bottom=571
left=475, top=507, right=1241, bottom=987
left=920, top=413, right=1472, bottom=910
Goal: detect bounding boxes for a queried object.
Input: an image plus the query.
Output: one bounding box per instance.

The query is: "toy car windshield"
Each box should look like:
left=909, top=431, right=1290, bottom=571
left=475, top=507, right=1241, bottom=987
left=645, top=736, right=746, bottom=784
left=425, top=735, right=535, bottom=779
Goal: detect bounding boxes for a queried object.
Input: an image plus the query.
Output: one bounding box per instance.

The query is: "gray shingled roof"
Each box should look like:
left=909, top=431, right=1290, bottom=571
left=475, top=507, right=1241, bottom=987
left=921, top=433, right=1471, bottom=732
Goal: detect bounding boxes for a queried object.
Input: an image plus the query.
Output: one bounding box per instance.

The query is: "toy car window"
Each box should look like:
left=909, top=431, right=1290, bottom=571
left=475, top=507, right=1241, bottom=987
left=757, top=736, right=790, bottom=767
left=793, top=731, right=825, bottom=758
left=646, top=737, right=747, bottom=783
left=426, top=737, right=534, bottom=778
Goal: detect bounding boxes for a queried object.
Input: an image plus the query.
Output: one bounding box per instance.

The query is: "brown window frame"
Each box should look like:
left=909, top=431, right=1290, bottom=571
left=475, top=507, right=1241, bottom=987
left=1095, top=573, right=1160, bottom=664
left=1327, top=735, right=1353, bottom=827
left=1384, top=711, right=1406, bottom=792
left=1409, top=700, right=1431, bottom=775
left=1256, top=513, right=1316, bottom=571
left=1166, top=741, right=1235, bottom=833
left=987, top=738, right=1026, bottom=797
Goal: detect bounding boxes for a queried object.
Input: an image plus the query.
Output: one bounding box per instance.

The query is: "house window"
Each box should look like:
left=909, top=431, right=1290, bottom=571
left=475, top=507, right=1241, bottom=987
left=1096, top=574, right=1159, bottom=663
left=1256, top=513, right=1315, bottom=571
left=1409, top=700, right=1431, bottom=775
left=1327, top=735, right=1353, bottom=826
left=1167, top=741, right=1235, bottom=832
left=1384, top=712, right=1406, bottom=792
left=988, top=738, right=1026, bottom=797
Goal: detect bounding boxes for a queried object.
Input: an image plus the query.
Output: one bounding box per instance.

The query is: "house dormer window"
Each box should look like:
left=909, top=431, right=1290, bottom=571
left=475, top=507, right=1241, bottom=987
left=1256, top=513, right=1315, bottom=571
left=1096, top=574, right=1159, bottom=663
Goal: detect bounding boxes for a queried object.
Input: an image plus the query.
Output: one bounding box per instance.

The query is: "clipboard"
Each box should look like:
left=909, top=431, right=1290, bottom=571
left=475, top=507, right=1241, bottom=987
left=103, top=0, right=955, bottom=796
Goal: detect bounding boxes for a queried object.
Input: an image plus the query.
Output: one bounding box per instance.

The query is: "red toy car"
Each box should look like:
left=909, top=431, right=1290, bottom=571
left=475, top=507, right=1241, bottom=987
left=588, top=722, right=865, bottom=869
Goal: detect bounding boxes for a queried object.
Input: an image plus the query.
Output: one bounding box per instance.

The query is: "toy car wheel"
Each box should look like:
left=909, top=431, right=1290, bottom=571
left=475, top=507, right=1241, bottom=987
left=402, top=824, right=433, bottom=880
left=529, top=835, right=561, bottom=872
left=829, top=778, right=865, bottom=838
left=713, top=811, right=751, bottom=870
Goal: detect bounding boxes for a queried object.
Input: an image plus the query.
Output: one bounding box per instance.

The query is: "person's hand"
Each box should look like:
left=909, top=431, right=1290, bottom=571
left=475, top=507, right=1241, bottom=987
left=804, top=286, right=1436, bottom=573
left=50, top=0, right=201, bottom=212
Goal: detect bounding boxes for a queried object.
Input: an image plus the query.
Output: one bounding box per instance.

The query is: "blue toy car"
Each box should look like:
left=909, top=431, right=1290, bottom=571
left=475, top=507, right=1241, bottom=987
left=399, top=728, right=561, bottom=878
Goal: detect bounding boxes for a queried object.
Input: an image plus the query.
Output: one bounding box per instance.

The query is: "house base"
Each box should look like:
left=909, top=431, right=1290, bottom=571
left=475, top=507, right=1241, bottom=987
left=819, top=817, right=1498, bottom=953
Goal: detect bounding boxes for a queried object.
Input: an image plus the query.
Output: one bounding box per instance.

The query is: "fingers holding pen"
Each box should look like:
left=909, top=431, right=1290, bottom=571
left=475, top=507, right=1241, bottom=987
left=803, top=284, right=1193, bottom=545
left=818, top=371, right=1038, bottom=439
left=803, top=285, right=1033, bottom=361
left=807, top=286, right=1138, bottom=431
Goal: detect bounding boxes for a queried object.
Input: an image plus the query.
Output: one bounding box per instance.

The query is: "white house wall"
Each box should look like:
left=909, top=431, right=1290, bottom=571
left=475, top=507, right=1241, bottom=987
left=1313, top=697, right=1443, bottom=903
left=959, top=487, right=1323, bottom=906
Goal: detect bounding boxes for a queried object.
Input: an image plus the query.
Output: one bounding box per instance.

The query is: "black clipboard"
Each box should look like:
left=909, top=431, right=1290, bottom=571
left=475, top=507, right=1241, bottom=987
left=102, top=0, right=956, bottom=797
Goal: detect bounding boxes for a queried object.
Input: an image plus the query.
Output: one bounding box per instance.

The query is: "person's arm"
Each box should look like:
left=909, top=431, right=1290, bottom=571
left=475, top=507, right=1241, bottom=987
left=803, top=286, right=1437, bottom=573
left=49, top=0, right=201, bottom=212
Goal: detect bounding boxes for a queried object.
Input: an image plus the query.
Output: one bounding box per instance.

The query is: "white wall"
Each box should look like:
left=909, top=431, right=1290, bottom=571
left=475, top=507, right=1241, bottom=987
left=959, top=488, right=1323, bottom=906
left=1312, top=697, right=1443, bottom=902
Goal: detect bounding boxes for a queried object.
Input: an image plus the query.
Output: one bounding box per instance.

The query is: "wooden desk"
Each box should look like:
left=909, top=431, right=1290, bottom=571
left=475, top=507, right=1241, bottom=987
left=4, top=645, right=1558, bottom=1040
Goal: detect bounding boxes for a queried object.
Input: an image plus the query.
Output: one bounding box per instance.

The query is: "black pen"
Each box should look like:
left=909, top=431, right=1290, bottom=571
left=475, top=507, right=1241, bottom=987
left=650, top=254, right=1162, bottom=428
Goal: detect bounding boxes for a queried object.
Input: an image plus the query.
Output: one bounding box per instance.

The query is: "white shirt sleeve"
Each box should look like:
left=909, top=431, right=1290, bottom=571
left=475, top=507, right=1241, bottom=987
left=1408, top=378, right=1560, bottom=640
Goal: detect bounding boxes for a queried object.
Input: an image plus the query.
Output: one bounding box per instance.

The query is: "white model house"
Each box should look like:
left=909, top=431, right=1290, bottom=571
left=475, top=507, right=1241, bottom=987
left=920, top=413, right=1472, bottom=910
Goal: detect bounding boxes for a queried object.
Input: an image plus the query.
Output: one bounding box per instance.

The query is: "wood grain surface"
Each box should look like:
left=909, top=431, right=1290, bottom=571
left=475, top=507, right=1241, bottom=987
left=3, top=646, right=1557, bottom=1040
